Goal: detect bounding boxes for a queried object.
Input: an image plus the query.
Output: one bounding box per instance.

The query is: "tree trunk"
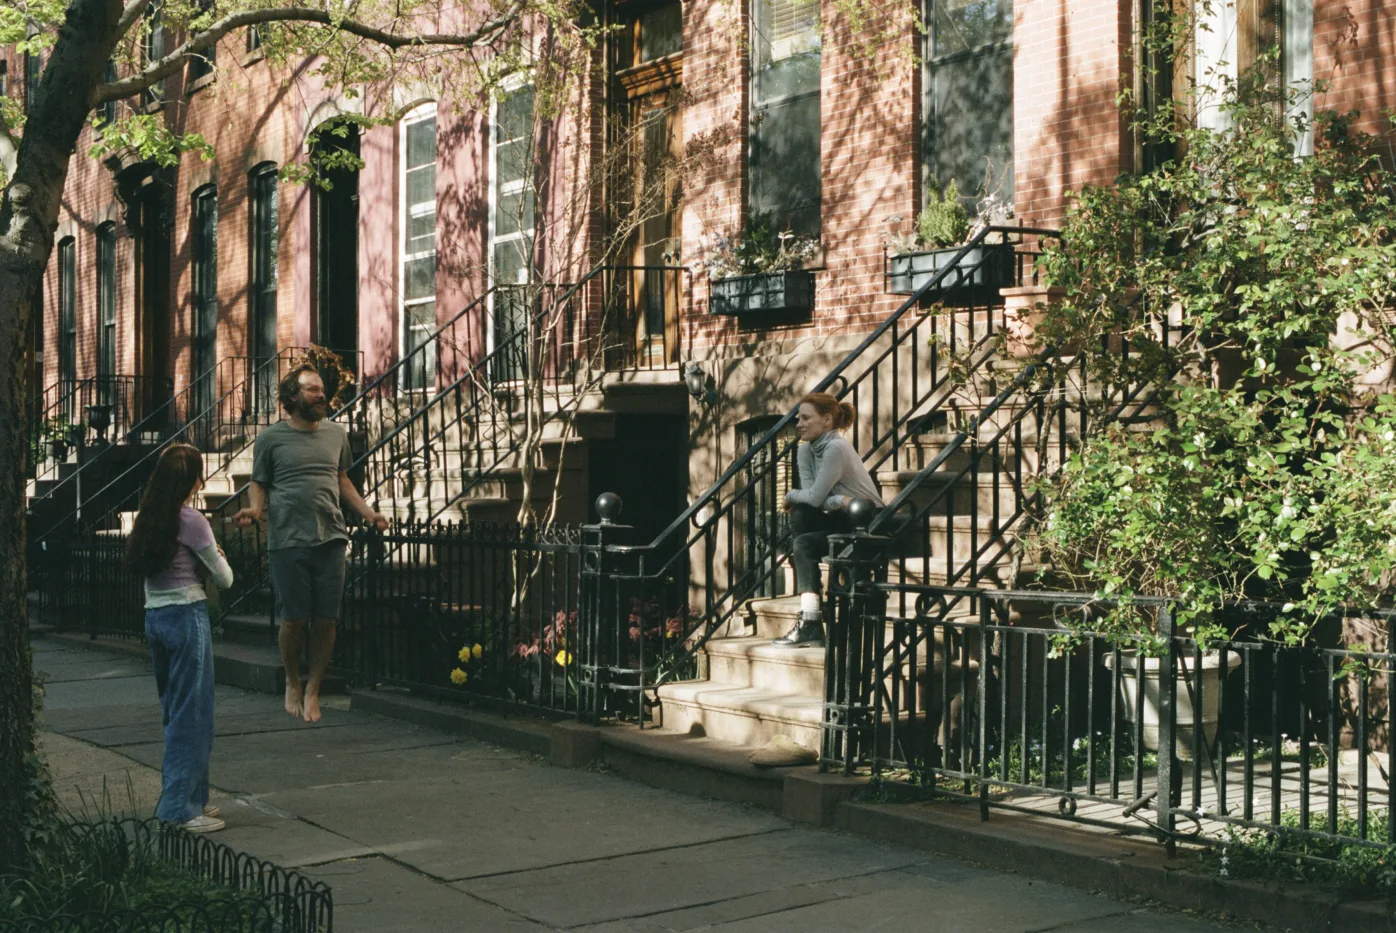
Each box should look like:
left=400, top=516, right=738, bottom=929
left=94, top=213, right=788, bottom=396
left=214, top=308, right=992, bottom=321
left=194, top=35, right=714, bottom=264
left=0, top=0, right=124, bottom=872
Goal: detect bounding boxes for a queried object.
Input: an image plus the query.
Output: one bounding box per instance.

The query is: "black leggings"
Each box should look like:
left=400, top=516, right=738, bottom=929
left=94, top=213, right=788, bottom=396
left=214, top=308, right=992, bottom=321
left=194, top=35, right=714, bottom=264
left=788, top=503, right=853, bottom=595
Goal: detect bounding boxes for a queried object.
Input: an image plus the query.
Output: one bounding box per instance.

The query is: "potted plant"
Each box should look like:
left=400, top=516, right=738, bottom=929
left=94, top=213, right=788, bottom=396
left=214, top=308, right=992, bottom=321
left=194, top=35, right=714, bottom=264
left=885, top=182, right=1015, bottom=303
left=701, top=220, right=819, bottom=317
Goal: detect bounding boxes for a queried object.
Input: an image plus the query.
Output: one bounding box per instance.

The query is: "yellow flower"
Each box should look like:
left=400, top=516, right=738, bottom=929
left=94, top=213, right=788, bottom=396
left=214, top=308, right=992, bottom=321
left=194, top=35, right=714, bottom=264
left=472, top=643, right=483, bottom=659
left=555, top=650, right=572, bottom=667
left=450, top=668, right=468, bottom=685
left=457, top=646, right=472, bottom=663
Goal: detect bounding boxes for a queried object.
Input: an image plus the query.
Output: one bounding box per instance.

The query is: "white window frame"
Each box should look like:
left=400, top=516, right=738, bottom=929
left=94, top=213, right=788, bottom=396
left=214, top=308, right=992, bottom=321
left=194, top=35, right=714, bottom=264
left=398, top=102, right=437, bottom=385
left=487, top=80, right=536, bottom=355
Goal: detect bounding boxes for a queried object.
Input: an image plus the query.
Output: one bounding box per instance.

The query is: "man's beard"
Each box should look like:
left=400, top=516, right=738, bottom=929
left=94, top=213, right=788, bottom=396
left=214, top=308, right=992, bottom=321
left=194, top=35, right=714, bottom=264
left=297, top=398, right=329, bottom=421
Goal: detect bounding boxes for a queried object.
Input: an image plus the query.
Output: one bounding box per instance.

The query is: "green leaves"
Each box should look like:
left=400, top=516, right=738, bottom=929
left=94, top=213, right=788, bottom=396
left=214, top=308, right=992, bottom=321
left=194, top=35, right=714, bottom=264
left=1037, top=76, right=1396, bottom=646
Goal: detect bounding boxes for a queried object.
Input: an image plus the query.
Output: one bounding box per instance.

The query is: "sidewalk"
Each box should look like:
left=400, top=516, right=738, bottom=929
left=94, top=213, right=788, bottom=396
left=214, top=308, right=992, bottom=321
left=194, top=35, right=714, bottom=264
left=32, top=635, right=1248, bottom=933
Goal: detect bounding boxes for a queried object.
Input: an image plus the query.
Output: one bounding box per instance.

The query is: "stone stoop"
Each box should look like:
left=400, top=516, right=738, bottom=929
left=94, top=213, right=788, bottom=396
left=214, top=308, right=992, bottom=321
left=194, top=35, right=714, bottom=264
left=655, top=596, right=825, bottom=753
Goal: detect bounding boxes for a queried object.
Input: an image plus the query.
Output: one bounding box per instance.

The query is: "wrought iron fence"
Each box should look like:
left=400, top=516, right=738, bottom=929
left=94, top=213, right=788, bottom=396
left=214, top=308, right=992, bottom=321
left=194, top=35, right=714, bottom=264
left=334, top=522, right=587, bottom=716
left=0, top=818, right=331, bottom=932
left=36, top=528, right=144, bottom=639
left=821, top=559, right=1394, bottom=857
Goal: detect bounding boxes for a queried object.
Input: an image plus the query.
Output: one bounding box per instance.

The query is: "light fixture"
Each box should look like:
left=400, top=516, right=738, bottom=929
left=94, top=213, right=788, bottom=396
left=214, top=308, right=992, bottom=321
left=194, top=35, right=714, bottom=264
left=684, top=361, right=717, bottom=406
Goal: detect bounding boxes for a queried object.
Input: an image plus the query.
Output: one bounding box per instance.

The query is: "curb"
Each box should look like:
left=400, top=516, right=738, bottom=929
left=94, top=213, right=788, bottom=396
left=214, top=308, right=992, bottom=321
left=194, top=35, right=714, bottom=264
left=839, top=802, right=1394, bottom=933
left=347, top=689, right=552, bottom=758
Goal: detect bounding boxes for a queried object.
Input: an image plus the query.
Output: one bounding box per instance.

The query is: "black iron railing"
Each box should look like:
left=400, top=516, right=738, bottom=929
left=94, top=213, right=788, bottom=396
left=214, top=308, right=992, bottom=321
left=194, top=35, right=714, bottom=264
left=822, top=572, right=1394, bottom=858
left=29, top=350, right=331, bottom=547
left=334, top=522, right=586, bottom=715
left=583, top=227, right=1058, bottom=719
left=26, top=374, right=170, bottom=482
left=0, top=818, right=332, bottom=932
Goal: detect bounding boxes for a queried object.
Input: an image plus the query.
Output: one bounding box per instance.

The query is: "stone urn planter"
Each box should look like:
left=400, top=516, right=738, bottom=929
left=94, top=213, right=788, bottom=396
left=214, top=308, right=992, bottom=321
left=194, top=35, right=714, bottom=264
left=1000, top=285, right=1067, bottom=358
left=711, top=270, right=815, bottom=316
left=887, top=242, right=1015, bottom=305
left=1104, top=650, right=1241, bottom=760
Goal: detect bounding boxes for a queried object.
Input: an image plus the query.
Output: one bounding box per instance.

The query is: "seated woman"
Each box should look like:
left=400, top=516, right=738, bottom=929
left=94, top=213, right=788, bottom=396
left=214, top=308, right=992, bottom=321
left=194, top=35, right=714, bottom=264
left=775, top=392, right=883, bottom=648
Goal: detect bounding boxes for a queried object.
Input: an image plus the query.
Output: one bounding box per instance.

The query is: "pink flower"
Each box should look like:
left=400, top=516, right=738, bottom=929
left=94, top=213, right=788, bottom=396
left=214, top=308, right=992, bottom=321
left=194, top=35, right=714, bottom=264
left=629, top=625, right=642, bottom=641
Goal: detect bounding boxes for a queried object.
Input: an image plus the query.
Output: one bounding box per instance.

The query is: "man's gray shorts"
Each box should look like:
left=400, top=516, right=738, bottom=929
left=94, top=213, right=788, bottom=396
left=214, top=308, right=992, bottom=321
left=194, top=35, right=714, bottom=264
left=268, top=540, right=348, bottom=622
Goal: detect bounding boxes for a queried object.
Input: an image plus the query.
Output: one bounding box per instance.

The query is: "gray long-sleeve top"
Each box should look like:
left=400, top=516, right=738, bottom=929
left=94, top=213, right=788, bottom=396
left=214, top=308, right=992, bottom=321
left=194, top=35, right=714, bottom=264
left=784, top=432, right=883, bottom=512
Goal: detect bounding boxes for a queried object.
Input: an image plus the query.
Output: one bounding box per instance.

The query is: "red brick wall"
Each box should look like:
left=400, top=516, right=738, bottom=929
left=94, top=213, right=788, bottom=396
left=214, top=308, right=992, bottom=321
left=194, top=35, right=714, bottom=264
left=1014, top=0, right=1133, bottom=228
left=1314, top=0, right=1396, bottom=138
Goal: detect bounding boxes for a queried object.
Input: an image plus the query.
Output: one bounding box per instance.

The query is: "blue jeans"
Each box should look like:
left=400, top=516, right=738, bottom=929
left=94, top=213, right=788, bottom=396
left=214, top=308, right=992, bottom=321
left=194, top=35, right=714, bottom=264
left=145, top=601, right=215, bottom=823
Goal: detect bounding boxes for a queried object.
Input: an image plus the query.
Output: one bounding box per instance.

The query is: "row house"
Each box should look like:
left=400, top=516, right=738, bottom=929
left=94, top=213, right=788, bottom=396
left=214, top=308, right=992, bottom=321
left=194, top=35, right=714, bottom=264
left=10, top=0, right=1395, bottom=543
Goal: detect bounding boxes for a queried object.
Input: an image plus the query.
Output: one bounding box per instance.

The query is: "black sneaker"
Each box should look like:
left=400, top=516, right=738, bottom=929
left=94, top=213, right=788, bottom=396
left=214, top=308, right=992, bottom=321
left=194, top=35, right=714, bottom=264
left=772, top=616, right=824, bottom=649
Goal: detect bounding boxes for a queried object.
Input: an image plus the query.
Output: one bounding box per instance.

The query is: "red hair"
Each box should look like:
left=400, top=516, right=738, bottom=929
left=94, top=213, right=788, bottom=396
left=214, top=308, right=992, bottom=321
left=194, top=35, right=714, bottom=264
left=799, top=392, right=855, bottom=430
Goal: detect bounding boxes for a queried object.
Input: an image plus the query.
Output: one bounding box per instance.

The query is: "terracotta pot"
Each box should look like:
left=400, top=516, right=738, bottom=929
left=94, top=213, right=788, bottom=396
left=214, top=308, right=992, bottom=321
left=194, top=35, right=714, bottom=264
left=1000, top=286, right=1067, bottom=358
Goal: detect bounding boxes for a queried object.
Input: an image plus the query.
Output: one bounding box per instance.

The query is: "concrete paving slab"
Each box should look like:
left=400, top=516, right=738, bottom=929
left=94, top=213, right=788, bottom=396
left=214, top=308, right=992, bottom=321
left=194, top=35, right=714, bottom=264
left=63, top=711, right=361, bottom=747
left=1052, top=910, right=1246, bottom=933
left=276, top=765, right=791, bottom=884
left=453, top=829, right=925, bottom=928
left=694, top=872, right=1129, bottom=933
left=212, top=806, right=376, bottom=868
left=306, top=856, right=552, bottom=933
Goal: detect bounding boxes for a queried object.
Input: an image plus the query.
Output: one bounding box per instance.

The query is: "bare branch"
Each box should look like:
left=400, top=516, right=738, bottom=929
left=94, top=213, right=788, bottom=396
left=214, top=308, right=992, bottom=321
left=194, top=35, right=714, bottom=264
left=113, top=0, right=156, bottom=48
left=92, top=0, right=527, bottom=105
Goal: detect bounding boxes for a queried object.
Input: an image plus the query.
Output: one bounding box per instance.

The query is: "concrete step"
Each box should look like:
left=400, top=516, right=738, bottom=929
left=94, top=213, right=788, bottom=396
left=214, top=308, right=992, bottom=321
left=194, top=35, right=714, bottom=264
left=704, top=636, right=826, bottom=695
left=655, top=679, right=823, bottom=751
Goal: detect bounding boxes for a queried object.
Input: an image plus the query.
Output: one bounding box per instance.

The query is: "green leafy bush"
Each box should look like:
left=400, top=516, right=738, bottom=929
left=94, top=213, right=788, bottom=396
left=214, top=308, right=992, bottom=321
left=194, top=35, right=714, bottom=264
left=1034, top=72, right=1396, bottom=646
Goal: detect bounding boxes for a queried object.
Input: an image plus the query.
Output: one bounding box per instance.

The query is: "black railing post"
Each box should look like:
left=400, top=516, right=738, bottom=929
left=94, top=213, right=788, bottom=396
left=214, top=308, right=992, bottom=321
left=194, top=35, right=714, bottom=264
left=822, top=498, right=891, bottom=775
left=1156, top=604, right=1178, bottom=857
left=580, top=493, right=633, bottom=723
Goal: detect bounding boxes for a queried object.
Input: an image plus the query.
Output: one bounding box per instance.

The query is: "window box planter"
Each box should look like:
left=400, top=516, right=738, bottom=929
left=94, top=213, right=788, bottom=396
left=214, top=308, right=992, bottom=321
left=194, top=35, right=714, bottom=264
left=710, top=270, right=815, bottom=316
left=886, top=242, right=1016, bottom=304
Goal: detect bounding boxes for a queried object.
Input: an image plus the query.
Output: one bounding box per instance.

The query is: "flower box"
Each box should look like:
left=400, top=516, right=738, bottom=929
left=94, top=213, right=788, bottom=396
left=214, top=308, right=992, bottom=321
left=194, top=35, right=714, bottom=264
left=886, top=243, right=1016, bottom=304
left=710, top=270, right=815, bottom=316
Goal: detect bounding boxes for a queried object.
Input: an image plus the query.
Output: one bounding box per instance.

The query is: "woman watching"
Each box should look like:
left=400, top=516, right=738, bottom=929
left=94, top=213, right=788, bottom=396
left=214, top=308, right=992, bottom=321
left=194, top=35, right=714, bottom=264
left=775, top=392, right=883, bottom=648
left=124, top=444, right=234, bottom=833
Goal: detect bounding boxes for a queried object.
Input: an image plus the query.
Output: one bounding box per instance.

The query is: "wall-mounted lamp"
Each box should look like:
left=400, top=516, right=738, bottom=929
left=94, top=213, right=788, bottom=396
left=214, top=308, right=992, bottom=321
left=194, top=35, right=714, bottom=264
left=684, top=361, right=718, bottom=407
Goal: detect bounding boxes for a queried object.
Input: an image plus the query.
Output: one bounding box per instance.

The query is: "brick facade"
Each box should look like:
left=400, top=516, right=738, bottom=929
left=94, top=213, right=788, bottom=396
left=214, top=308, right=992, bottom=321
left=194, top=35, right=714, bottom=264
left=8, top=0, right=1395, bottom=432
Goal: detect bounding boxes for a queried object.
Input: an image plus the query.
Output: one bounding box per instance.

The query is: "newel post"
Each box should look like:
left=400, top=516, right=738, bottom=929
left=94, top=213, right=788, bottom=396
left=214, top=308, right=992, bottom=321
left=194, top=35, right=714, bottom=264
left=579, top=493, right=634, bottom=722
left=822, top=498, right=891, bottom=774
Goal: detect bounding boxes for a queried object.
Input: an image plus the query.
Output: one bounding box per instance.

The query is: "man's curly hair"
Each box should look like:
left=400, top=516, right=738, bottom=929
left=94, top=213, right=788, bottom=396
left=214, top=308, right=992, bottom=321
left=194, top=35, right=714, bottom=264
left=277, top=363, right=321, bottom=412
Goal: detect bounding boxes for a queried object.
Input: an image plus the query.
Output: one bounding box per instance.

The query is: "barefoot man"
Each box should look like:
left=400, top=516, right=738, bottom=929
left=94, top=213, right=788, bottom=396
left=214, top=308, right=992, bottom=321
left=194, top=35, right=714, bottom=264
left=233, top=363, right=387, bottom=722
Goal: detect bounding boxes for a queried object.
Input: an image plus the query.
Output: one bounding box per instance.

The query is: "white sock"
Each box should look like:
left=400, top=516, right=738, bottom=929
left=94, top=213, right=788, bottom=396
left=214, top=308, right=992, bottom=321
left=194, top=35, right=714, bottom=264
left=800, top=592, right=821, bottom=617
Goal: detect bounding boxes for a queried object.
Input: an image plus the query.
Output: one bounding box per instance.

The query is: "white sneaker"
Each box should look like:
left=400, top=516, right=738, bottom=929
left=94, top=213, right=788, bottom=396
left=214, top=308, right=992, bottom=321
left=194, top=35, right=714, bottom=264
left=179, top=814, right=225, bottom=833
left=202, top=804, right=220, bottom=818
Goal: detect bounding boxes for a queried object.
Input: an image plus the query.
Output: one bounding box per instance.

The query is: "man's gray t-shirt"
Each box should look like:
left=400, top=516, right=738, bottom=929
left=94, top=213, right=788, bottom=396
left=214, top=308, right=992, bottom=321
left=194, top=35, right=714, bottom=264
left=251, top=420, right=352, bottom=550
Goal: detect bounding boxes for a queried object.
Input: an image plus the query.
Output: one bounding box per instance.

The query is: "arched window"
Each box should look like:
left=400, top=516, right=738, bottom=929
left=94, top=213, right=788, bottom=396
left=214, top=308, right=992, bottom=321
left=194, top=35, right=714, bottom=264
left=399, top=103, right=437, bottom=390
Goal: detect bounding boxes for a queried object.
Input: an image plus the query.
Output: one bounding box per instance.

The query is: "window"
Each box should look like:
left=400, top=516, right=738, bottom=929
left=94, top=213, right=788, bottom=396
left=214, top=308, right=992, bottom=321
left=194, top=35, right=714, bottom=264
left=400, top=104, right=437, bottom=390
left=924, top=0, right=1014, bottom=207
left=247, top=25, right=262, bottom=53
left=58, top=238, right=76, bottom=391
left=98, top=61, right=117, bottom=126
left=24, top=50, right=40, bottom=112
left=1194, top=0, right=1237, bottom=133
left=1282, top=0, right=1313, bottom=156
left=143, top=2, right=165, bottom=107
left=249, top=163, right=278, bottom=412
left=191, top=188, right=218, bottom=412
left=489, top=86, right=535, bottom=380
left=638, top=4, right=683, bottom=61
left=0, top=62, right=8, bottom=98
left=188, top=1, right=216, bottom=85
left=96, top=224, right=116, bottom=384
left=750, top=0, right=821, bottom=236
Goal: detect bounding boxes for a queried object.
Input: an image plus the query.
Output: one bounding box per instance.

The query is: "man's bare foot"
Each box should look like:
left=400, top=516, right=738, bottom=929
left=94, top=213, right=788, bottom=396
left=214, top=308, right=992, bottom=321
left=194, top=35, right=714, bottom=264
left=302, top=692, right=321, bottom=723
left=284, top=684, right=304, bottom=717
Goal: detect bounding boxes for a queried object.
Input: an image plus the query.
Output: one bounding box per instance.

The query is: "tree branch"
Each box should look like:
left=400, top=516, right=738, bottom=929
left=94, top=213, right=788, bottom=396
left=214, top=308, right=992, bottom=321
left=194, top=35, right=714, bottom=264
left=113, top=0, right=156, bottom=49
left=92, top=0, right=527, bottom=105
